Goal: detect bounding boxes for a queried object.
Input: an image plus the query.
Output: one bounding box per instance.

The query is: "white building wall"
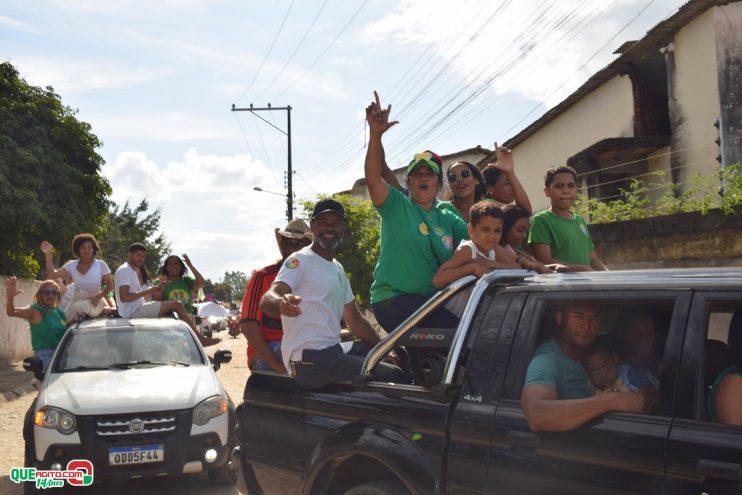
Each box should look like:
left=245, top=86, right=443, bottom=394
left=510, top=75, right=635, bottom=213
left=668, top=7, right=721, bottom=182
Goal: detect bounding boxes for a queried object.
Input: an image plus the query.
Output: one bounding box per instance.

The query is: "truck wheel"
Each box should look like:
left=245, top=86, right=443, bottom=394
left=344, top=480, right=408, bottom=495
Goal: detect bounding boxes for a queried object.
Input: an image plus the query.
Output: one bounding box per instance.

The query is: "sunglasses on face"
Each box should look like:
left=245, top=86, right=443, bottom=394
left=447, top=169, right=472, bottom=184
left=40, top=289, right=60, bottom=297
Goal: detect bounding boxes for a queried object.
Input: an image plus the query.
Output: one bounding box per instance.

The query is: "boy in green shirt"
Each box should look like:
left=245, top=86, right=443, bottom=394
left=528, top=166, right=607, bottom=272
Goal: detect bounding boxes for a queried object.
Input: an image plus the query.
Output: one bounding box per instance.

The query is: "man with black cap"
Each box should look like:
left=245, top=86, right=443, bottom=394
left=260, top=199, right=404, bottom=389
left=240, top=219, right=313, bottom=373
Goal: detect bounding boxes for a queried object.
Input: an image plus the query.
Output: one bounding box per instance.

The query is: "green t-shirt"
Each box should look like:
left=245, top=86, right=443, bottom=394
left=436, top=200, right=464, bottom=220
left=162, top=277, right=196, bottom=312
left=371, top=185, right=469, bottom=304
left=29, top=303, right=68, bottom=351
left=528, top=209, right=594, bottom=266
left=524, top=338, right=592, bottom=399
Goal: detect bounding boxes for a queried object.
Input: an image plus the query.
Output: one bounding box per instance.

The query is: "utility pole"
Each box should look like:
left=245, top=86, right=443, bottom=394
left=231, top=103, right=293, bottom=220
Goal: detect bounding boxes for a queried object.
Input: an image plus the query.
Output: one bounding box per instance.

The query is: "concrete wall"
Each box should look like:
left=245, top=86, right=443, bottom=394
left=0, top=276, right=40, bottom=368
left=668, top=7, right=721, bottom=183
left=591, top=208, right=742, bottom=269
left=510, top=75, right=636, bottom=213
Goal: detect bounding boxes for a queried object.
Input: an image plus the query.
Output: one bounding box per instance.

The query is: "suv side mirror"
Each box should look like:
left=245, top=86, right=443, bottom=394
left=23, top=356, right=44, bottom=380
left=212, top=349, right=232, bottom=371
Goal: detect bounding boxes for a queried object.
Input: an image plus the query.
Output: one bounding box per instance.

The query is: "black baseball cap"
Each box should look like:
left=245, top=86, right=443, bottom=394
left=311, top=199, right=346, bottom=220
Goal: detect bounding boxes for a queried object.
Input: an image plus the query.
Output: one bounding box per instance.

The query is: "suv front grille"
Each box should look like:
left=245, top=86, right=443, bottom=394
left=95, top=412, right=176, bottom=437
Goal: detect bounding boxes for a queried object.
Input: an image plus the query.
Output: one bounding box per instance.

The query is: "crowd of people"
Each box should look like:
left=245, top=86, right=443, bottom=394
left=4, top=90, right=740, bottom=430
left=5, top=235, right=220, bottom=373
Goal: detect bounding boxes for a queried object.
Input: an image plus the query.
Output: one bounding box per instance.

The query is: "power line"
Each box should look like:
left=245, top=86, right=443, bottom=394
left=386, top=0, right=583, bottom=162
left=252, top=0, right=330, bottom=103
left=252, top=112, right=273, bottom=170
left=497, top=0, right=658, bottom=141
left=271, top=0, right=369, bottom=102
left=235, top=0, right=296, bottom=104
left=414, top=0, right=615, bottom=152
left=232, top=112, right=255, bottom=159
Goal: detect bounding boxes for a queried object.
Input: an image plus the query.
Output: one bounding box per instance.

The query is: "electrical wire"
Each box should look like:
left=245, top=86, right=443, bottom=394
left=387, top=0, right=603, bottom=160
left=252, top=0, right=330, bottom=103
left=496, top=0, right=658, bottom=141
left=232, top=112, right=256, bottom=159
left=235, top=0, right=296, bottom=104
left=271, top=0, right=370, bottom=102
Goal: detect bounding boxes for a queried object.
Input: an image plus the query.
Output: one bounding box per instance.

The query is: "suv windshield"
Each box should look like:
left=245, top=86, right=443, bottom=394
left=54, top=325, right=205, bottom=372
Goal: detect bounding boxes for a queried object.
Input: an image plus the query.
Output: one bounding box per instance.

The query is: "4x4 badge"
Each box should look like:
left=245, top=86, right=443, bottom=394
left=129, top=419, right=144, bottom=433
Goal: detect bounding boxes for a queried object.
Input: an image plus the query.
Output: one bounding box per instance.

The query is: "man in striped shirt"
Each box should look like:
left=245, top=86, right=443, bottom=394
left=240, top=219, right=312, bottom=373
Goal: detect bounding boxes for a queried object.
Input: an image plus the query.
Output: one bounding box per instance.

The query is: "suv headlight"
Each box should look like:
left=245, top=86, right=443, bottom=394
left=34, top=407, right=77, bottom=435
left=193, top=395, right=228, bottom=426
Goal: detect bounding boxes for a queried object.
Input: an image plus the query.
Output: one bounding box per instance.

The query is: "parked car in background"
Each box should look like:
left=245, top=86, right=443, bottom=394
left=24, top=318, right=236, bottom=493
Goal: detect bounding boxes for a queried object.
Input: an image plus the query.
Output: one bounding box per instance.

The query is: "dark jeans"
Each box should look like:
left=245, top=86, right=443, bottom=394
left=293, top=341, right=405, bottom=389
left=372, top=294, right=459, bottom=333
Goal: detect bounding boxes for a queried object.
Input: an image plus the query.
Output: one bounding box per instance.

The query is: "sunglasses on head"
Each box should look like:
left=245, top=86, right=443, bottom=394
left=447, top=169, right=472, bottom=184
left=40, top=289, right=60, bottom=297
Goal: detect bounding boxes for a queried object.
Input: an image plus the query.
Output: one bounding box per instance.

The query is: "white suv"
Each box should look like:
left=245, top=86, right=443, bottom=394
left=23, top=318, right=235, bottom=491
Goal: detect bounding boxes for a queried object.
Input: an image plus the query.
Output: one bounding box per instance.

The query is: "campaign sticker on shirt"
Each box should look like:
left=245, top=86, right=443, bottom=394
left=285, top=257, right=300, bottom=269
left=442, top=235, right=453, bottom=251
left=580, top=224, right=589, bottom=236
left=419, top=223, right=429, bottom=236
left=434, top=226, right=444, bottom=236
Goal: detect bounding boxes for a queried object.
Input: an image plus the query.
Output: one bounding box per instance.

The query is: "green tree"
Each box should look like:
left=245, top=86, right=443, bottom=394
left=0, top=62, right=111, bottom=277
left=212, top=282, right=232, bottom=303
left=98, top=199, right=170, bottom=277
left=222, top=270, right=248, bottom=303
left=302, top=194, right=380, bottom=310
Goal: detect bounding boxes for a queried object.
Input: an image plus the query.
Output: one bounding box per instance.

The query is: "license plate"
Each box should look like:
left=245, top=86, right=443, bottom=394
left=109, top=444, right=164, bottom=465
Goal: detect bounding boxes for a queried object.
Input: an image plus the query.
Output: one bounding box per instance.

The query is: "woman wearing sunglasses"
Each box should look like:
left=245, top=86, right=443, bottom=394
left=364, top=91, right=469, bottom=333
left=439, top=161, right=487, bottom=222
left=5, top=276, right=73, bottom=372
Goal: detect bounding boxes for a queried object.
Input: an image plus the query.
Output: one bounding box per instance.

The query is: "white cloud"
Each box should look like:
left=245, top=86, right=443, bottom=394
left=103, top=151, right=171, bottom=204
left=11, top=56, right=164, bottom=92
left=101, top=148, right=291, bottom=279
left=97, top=113, right=231, bottom=143
left=0, top=15, right=40, bottom=34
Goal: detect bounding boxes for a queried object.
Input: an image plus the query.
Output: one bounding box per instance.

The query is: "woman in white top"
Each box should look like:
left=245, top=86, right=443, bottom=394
left=41, top=233, right=114, bottom=320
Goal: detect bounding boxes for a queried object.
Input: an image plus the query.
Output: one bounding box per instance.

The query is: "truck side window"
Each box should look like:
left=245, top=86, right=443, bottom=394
left=703, top=304, right=742, bottom=425
left=512, top=299, right=674, bottom=417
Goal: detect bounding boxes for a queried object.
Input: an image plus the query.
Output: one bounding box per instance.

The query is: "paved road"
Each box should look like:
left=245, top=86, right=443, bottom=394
left=0, top=332, right=300, bottom=495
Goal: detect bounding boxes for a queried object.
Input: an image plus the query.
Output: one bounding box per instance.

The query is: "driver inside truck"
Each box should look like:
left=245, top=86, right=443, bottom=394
left=521, top=302, right=646, bottom=432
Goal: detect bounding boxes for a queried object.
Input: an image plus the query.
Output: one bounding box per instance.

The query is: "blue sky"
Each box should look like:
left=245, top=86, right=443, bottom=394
left=2, top=0, right=687, bottom=281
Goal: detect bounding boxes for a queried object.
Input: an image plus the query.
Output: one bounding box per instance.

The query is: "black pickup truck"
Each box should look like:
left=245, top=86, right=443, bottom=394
left=232, top=268, right=742, bottom=495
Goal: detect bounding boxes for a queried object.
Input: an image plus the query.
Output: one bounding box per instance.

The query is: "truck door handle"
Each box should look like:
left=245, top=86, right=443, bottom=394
left=697, top=459, right=742, bottom=482
left=506, top=431, right=539, bottom=450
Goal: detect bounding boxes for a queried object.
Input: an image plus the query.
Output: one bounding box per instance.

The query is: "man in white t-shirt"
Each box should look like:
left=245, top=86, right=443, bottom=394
left=260, top=199, right=405, bottom=389
left=115, top=243, right=220, bottom=347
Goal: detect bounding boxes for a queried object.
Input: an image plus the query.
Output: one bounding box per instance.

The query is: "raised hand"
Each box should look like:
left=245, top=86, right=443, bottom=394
left=6, top=276, right=22, bottom=297
left=279, top=294, right=303, bottom=317
left=494, top=145, right=514, bottom=173
left=40, top=241, right=54, bottom=255
left=365, top=90, right=399, bottom=136
left=182, top=253, right=192, bottom=265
